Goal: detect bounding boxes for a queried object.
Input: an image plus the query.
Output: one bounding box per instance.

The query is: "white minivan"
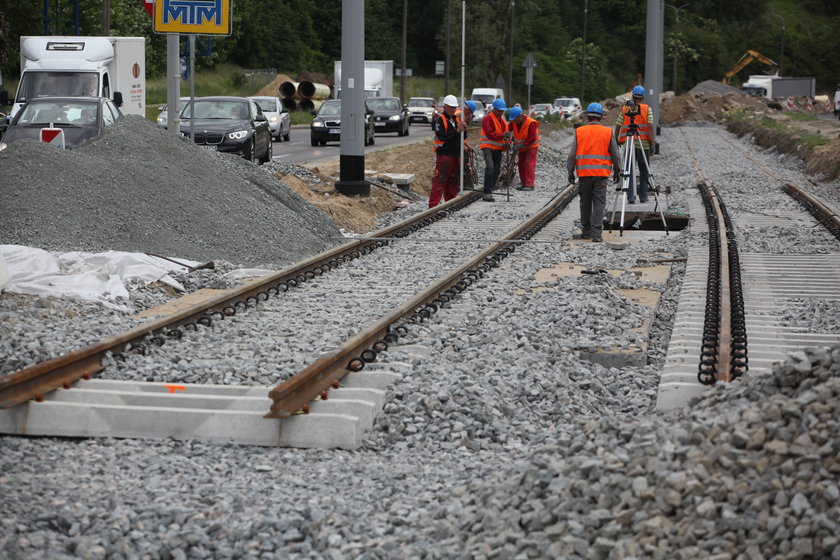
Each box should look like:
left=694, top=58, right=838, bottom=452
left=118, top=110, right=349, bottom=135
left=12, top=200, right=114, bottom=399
left=553, top=97, right=582, bottom=119
left=470, top=88, right=505, bottom=108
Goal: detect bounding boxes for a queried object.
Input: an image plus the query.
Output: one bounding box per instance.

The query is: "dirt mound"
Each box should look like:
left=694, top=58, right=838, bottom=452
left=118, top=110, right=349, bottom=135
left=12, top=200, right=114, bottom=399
left=660, top=90, right=768, bottom=124
left=254, top=74, right=294, bottom=97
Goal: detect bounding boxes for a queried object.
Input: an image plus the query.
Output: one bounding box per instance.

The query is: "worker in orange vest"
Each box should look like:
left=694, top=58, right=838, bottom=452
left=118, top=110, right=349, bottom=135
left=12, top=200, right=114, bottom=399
left=479, top=98, right=510, bottom=202
left=429, top=94, right=467, bottom=208
left=567, top=103, right=621, bottom=243
left=507, top=106, right=540, bottom=191
left=614, top=85, right=656, bottom=203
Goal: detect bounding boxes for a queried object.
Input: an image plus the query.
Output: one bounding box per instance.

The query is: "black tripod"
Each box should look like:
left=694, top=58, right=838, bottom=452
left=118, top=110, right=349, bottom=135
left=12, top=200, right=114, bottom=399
left=608, top=119, right=668, bottom=236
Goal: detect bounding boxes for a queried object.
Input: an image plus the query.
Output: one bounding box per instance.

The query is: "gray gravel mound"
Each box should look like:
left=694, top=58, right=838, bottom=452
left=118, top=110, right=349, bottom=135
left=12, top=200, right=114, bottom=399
left=689, top=80, right=746, bottom=96
left=0, top=115, right=343, bottom=268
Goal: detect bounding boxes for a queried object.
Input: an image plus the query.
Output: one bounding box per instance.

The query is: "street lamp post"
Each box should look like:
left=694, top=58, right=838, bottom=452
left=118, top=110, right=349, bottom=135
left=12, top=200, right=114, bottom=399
left=580, top=0, right=587, bottom=102
left=771, top=11, right=786, bottom=75
left=665, top=3, right=688, bottom=93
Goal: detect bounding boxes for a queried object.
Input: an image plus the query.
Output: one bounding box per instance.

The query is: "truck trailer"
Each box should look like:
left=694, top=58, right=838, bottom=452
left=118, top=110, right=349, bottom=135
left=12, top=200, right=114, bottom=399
left=334, top=60, right=393, bottom=99
left=12, top=36, right=145, bottom=120
left=742, top=75, right=816, bottom=100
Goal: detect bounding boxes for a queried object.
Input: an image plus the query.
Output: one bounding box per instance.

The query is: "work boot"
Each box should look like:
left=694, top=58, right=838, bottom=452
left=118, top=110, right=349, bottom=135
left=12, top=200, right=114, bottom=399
left=591, top=235, right=603, bottom=242
left=482, top=193, right=495, bottom=202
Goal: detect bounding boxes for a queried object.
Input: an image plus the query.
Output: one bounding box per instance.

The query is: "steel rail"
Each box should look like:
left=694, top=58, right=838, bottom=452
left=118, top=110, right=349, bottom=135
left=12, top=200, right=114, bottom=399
left=266, top=184, right=579, bottom=418
left=0, top=192, right=481, bottom=409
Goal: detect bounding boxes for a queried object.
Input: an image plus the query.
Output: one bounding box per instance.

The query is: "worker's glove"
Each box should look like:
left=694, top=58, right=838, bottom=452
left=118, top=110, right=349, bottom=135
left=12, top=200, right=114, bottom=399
left=568, top=173, right=576, bottom=184
left=512, top=144, right=521, bottom=153
left=503, top=131, right=513, bottom=139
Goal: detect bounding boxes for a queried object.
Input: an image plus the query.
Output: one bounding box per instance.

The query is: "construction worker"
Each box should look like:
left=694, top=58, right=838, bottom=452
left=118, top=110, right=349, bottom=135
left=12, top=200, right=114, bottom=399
left=507, top=106, right=540, bottom=191
left=614, top=85, right=656, bottom=203
left=479, top=98, right=509, bottom=202
left=429, top=94, right=467, bottom=208
left=568, top=103, right=621, bottom=243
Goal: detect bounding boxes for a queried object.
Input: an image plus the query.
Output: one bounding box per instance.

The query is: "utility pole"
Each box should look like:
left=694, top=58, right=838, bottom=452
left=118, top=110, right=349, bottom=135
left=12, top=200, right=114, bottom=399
left=771, top=11, right=786, bottom=75
left=400, top=0, right=407, bottom=103
left=508, top=1, right=515, bottom=104
left=445, top=0, right=451, bottom=95
left=102, top=0, right=111, bottom=35
left=580, top=0, right=588, bottom=101
left=665, top=3, right=688, bottom=93
left=336, top=0, right=369, bottom=196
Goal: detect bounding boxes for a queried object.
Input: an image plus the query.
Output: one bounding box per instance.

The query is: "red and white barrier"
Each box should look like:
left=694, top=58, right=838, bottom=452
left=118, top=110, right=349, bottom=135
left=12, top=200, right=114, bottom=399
left=40, top=127, right=65, bottom=149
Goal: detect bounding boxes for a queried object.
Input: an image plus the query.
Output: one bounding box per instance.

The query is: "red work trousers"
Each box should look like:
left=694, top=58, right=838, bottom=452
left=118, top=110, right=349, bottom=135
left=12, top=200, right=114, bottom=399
left=517, top=148, right=537, bottom=188
left=429, top=154, right=461, bottom=208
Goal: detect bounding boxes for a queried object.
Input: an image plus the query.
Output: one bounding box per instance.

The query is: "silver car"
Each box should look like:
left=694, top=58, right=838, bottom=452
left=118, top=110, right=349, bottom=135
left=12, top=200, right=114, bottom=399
left=407, top=97, right=435, bottom=124
left=248, top=96, right=291, bottom=141
left=156, top=97, right=190, bottom=128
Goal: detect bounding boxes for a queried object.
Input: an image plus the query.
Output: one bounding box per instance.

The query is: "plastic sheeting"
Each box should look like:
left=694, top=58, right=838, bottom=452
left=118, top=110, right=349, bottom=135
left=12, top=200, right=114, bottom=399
left=0, top=245, right=199, bottom=312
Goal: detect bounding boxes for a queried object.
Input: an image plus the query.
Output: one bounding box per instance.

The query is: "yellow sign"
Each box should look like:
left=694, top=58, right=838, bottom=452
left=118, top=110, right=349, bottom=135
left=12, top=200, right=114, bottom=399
left=154, top=0, right=232, bottom=35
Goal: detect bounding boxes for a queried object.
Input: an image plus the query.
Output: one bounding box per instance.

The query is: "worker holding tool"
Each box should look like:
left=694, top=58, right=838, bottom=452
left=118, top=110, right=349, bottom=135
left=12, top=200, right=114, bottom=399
left=507, top=106, right=540, bottom=191
left=568, top=103, right=621, bottom=243
left=614, top=85, right=656, bottom=203
left=479, top=98, right=509, bottom=202
left=429, top=95, right=467, bottom=208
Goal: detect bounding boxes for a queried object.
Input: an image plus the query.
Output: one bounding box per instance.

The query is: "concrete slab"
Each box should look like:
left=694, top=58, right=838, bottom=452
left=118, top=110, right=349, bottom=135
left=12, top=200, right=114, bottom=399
left=341, top=370, right=402, bottom=389
left=380, top=173, right=416, bottom=185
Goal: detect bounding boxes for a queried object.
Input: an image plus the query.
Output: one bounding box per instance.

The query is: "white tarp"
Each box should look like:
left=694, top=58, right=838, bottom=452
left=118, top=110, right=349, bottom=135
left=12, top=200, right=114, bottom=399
left=0, top=245, right=199, bottom=312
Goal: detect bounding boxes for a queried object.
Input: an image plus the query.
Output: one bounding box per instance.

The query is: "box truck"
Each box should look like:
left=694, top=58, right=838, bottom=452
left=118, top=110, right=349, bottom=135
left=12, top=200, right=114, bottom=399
left=741, top=75, right=816, bottom=100
left=11, top=36, right=145, bottom=120
left=334, top=60, right=393, bottom=99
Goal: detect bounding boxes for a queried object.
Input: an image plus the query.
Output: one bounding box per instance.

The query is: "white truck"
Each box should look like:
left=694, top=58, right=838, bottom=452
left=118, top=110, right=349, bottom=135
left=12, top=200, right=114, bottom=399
left=334, top=60, right=393, bottom=99
left=741, top=75, right=816, bottom=100
left=470, top=88, right=505, bottom=107
left=11, top=36, right=145, bottom=120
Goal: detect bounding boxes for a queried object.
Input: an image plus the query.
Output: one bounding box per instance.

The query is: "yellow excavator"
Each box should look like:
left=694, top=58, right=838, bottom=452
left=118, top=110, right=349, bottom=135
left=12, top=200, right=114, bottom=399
left=721, top=50, right=779, bottom=85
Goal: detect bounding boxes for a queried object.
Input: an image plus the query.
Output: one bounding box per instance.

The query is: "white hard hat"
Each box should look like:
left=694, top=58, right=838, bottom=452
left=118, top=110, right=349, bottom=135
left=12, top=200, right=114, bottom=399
left=442, top=95, right=458, bottom=107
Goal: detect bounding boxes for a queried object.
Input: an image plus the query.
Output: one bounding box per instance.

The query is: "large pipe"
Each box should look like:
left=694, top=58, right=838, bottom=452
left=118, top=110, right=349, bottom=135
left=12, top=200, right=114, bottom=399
left=279, top=81, right=300, bottom=99
left=282, top=97, right=297, bottom=112
left=297, top=81, right=332, bottom=100
left=298, top=99, right=314, bottom=112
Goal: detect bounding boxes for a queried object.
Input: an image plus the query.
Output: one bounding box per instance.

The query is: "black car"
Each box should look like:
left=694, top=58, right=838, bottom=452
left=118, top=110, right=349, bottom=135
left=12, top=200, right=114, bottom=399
left=366, top=97, right=410, bottom=136
left=179, top=96, right=272, bottom=164
left=310, top=99, right=375, bottom=147
left=0, top=96, right=122, bottom=150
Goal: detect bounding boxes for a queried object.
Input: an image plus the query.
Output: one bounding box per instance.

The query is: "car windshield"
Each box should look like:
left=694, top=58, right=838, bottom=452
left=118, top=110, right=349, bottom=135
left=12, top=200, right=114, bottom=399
left=318, top=102, right=341, bottom=116
left=534, top=104, right=550, bottom=110
left=16, top=71, right=99, bottom=102
left=555, top=99, right=573, bottom=107
left=252, top=98, right=277, bottom=112
left=183, top=100, right=250, bottom=119
left=366, top=98, right=402, bottom=111
left=16, top=100, right=98, bottom=126
left=408, top=99, right=433, bottom=107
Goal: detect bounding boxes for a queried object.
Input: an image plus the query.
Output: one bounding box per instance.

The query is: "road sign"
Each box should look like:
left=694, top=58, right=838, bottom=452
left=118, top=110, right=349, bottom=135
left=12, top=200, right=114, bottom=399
left=523, top=53, right=536, bottom=86
left=143, top=0, right=154, bottom=17
left=523, top=53, right=536, bottom=68
left=153, top=0, right=232, bottom=35
left=40, top=128, right=65, bottom=149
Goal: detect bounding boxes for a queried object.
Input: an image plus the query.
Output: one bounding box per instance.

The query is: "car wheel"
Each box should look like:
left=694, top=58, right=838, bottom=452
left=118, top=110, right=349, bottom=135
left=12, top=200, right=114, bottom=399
left=404, top=121, right=409, bottom=136
left=319, top=139, right=326, bottom=146
left=259, top=136, right=272, bottom=164
left=369, top=132, right=374, bottom=146
left=244, top=137, right=256, bottom=163
left=311, top=135, right=318, bottom=147
left=283, top=128, right=290, bottom=142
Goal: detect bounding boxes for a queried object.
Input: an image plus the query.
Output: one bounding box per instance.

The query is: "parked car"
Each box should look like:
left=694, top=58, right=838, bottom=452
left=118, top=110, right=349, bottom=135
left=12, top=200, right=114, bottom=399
left=366, top=97, right=410, bottom=136
left=310, top=98, right=375, bottom=147
left=0, top=96, right=122, bottom=151
left=156, top=97, right=190, bottom=128
left=407, top=97, right=435, bottom=124
left=248, top=96, right=291, bottom=142
left=553, top=97, right=583, bottom=119
left=529, top=103, right=557, bottom=119
left=179, top=96, right=272, bottom=164
left=470, top=100, right=486, bottom=123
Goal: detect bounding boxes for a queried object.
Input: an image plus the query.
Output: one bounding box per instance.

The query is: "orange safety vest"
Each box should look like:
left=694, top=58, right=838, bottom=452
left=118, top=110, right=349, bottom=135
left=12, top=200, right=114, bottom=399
left=433, top=113, right=463, bottom=152
left=479, top=112, right=507, bottom=150
left=575, top=124, right=613, bottom=177
left=618, top=103, right=652, bottom=143
left=510, top=116, right=541, bottom=152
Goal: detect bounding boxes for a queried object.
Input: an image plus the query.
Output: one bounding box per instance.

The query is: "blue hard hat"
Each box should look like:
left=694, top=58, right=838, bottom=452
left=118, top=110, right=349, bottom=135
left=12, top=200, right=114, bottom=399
left=586, top=102, right=603, bottom=116
left=508, top=106, right=523, bottom=120
left=465, top=100, right=476, bottom=112
left=632, top=85, right=645, bottom=97
left=492, top=98, right=507, bottom=111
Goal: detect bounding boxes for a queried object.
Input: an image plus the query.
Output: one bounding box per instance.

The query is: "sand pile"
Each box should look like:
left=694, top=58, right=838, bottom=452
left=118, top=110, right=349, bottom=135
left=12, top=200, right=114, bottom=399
left=661, top=82, right=768, bottom=124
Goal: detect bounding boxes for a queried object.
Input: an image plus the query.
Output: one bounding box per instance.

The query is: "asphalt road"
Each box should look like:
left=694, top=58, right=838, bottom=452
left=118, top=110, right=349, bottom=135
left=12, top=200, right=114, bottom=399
left=270, top=122, right=434, bottom=166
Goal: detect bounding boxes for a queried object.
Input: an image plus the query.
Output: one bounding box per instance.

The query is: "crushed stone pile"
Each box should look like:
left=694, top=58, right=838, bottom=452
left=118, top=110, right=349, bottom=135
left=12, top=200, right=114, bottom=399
left=0, top=115, right=343, bottom=268
left=430, top=346, right=840, bottom=559
left=661, top=89, right=768, bottom=125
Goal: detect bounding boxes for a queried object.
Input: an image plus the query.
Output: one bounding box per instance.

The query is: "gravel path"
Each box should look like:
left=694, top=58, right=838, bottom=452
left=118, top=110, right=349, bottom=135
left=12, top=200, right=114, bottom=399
left=1, top=124, right=839, bottom=559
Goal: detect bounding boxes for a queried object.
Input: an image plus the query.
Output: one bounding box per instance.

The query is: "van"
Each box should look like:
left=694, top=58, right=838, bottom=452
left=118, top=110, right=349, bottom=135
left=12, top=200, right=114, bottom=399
left=470, top=88, right=505, bottom=108
left=553, top=97, right=582, bottom=119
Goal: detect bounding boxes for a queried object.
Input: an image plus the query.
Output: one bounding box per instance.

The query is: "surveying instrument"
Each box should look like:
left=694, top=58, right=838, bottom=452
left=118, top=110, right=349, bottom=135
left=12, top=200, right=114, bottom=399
left=608, top=100, right=669, bottom=236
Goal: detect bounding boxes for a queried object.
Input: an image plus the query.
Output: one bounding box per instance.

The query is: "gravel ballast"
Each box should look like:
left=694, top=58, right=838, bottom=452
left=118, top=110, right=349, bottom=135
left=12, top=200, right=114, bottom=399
left=1, top=123, right=840, bottom=559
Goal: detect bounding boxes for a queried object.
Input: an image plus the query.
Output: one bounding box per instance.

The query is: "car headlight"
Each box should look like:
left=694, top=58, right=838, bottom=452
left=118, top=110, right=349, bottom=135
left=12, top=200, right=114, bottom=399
left=312, top=121, right=325, bottom=127
left=0, top=142, right=7, bottom=152
left=156, top=116, right=165, bottom=123
left=389, top=115, right=401, bottom=121
left=269, top=115, right=278, bottom=123
left=227, top=130, right=249, bottom=139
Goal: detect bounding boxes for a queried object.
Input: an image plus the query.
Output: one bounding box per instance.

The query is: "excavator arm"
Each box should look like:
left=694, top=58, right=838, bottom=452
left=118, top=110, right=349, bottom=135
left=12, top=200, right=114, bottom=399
left=721, top=50, right=779, bottom=84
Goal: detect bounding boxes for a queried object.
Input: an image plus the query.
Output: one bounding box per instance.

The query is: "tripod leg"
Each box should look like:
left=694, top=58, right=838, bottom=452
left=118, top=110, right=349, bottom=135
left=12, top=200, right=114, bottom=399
left=636, top=140, right=669, bottom=235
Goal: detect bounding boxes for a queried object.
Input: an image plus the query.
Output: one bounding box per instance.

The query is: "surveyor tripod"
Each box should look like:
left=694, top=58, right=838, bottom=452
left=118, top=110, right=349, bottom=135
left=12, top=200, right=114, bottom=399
left=608, top=123, right=669, bottom=236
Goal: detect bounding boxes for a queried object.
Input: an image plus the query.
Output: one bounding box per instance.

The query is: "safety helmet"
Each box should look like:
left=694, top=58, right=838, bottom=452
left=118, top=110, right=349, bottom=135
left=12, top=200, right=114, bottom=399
left=632, top=85, right=645, bottom=97
left=508, top=106, right=523, bottom=120
left=492, top=98, right=507, bottom=111
left=442, top=94, right=458, bottom=107
left=465, top=100, right=476, bottom=112
left=586, top=102, right=603, bottom=116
